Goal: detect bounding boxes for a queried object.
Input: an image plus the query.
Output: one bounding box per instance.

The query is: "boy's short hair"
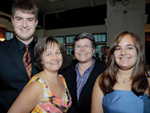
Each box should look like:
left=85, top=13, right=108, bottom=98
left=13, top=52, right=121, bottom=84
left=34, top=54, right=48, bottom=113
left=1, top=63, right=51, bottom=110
left=12, top=0, right=38, bottom=20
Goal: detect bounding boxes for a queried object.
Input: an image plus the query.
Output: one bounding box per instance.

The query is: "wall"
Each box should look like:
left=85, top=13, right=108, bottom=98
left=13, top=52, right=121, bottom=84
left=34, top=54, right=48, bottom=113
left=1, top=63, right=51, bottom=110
left=35, top=25, right=107, bottom=42
left=105, top=0, right=147, bottom=46
left=0, top=17, right=13, bottom=32
left=0, top=27, right=6, bottom=38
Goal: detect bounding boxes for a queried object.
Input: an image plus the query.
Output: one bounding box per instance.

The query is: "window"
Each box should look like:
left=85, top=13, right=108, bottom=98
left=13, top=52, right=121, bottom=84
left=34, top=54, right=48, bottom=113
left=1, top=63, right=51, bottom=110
left=6, top=31, right=13, bottom=40
left=93, top=33, right=107, bottom=58
left=54, top=33, right=107, bottom=58
left=65, top=35, right=76, bottom=55
left=94, top=33, right=106, bottom=42
left=95, top=44, right=106, bottom=58
left=66, top=35, right=76, bottom=43
left=55, top=36, right=64, bottom=44
left=65, top=45, right=73, bottom=55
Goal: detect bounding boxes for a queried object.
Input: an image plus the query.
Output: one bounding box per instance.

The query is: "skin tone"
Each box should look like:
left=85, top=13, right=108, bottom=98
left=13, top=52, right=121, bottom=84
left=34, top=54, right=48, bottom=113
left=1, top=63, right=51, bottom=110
left=101, top=46, right=106, bottom=53
left=11, top=10, right=38, bottom=45
left=42, top=43, right=63, bottom=73
left=91, top=75, right=104, bottom=113
left=114, top=35, right=137, bottom=71
left=91, top=34, right=143, bottom=113
left=104, top=48, right=109, bottom=56
left=8, top=43, right=64, bottom=113
left=114, top=34, right=137, bottom=90
left=74, top=38, right=95, bottom=76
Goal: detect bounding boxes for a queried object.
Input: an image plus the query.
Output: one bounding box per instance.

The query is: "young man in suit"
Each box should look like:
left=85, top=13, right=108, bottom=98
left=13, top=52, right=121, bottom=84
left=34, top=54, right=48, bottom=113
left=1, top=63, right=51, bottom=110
left=0, top=0, right=39, bottom=112
left=63, top=32, right=106, bottom=113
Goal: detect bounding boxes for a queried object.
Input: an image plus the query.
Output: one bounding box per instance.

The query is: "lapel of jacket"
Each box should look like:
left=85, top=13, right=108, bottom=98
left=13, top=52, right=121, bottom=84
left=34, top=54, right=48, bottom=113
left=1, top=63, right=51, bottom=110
left=65, top=67, right=78, bottom=106
left=79, top=61, right=99, bottom=102
left=70, top=68, right=77, bottom=99
left=29, top=40, right=39, bottom=77
left=6, top=37, right=29, bottom=78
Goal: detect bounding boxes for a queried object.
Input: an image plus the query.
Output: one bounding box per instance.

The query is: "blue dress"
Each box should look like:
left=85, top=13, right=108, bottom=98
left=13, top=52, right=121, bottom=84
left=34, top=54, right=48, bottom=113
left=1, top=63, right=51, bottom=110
left=103, top=90, right=150, bottom=113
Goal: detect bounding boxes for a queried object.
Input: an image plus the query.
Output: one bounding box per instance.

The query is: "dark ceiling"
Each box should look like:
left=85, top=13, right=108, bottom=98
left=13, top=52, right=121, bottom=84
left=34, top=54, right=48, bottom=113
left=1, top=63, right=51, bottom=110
left=44, top=5, right=106, bottom=30
left=0, top=0, right=150, bottom=30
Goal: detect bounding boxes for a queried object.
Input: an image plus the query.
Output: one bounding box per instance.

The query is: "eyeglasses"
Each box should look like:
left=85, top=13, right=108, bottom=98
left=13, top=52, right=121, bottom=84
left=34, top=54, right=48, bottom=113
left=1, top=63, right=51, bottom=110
left=75, top=44, right=92, bottom=50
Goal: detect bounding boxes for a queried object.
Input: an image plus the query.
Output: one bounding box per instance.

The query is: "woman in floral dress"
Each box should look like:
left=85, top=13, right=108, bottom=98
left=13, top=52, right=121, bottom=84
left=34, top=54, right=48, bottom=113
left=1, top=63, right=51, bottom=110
left=8, top=36, right=72, bottom=113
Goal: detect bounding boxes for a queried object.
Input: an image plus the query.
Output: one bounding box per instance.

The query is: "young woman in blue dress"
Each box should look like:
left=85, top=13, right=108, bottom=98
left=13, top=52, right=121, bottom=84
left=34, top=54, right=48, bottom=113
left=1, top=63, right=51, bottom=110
left=91, top=31, right=150, bottom=113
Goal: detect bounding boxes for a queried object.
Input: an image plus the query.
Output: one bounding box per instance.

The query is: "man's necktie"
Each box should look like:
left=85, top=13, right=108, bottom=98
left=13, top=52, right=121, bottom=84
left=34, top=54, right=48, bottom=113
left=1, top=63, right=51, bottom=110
left=23, top=46, right=32, bottom=79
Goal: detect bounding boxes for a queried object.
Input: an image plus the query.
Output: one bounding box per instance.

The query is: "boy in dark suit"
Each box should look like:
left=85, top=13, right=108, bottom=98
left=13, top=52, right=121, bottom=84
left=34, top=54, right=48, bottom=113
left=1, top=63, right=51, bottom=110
left=0, top=0, right=39, bottom=112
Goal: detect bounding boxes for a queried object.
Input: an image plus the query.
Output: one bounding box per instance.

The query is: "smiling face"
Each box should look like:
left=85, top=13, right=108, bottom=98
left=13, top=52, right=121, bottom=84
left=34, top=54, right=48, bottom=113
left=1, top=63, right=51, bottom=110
left=42, top=42, right=63, bottom=73
left=11, top=10, right=38, bottom=45
left=74, top=38, right=95, bottom=64
left=114, top=34, right=137, bottom=70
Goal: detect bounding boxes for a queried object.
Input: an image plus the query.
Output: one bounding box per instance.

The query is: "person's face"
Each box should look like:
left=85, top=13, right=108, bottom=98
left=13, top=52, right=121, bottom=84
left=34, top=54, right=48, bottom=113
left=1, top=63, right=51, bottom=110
left=101, top=47, right=105, bottom=53
left=105, top=48, right=109, bottom=56
left=11, top=10, right=38, bottom=45
left=42, top=43, right=63, bottom=73
left=114, top=34, right=137, bottom=70
left=74, top=38, right=95, bottom=63
left=101, top=46, right=105, bottom=53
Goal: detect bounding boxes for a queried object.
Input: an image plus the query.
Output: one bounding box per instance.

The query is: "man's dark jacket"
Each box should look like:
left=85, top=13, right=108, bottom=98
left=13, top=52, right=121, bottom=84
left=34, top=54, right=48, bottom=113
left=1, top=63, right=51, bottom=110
left=0, top=37, right=39, bottom=112
left=63, top=59, right=106, bottom=113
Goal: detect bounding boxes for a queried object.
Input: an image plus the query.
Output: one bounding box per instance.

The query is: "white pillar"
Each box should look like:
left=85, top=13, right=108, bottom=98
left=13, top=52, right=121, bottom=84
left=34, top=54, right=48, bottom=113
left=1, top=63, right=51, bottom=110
left=35, top=29, right=46, bottom=42
left=105, top=0, right=147, bottom=46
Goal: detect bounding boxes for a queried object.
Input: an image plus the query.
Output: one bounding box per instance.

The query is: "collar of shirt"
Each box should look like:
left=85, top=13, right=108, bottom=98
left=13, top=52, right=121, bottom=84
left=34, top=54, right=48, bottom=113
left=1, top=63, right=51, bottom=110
left=75, top=58, right=96, bottom=78
left=75, top=58, right=96, bottom=100
left=14, top=36, right=35, bottom=52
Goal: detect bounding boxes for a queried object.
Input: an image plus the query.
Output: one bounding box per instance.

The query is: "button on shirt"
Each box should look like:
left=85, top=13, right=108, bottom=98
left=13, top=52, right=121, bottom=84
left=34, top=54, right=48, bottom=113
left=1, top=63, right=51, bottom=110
left=75, top=58, right=95, bottom=100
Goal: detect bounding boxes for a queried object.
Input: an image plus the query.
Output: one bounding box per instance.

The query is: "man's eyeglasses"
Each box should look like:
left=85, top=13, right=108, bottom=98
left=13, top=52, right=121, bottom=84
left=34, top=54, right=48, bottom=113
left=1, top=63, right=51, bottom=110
left=75, top=44, right=92, bottom=50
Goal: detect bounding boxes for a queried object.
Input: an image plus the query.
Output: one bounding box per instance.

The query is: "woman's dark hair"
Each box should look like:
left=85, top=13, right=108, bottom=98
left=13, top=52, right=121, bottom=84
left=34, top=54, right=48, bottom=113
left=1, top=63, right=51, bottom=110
left=99, top=31, right=150, bottom=96
left=34, top=35, right=64, bottom=70
left=72, top=32, right=96, bottom=49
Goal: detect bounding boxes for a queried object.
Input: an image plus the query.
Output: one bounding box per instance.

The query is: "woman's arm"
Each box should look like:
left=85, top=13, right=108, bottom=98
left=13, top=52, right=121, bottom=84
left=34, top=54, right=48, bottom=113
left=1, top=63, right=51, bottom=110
left=8, top=81, right=43, bottom=113
left=91, top=75, right=104, bottom=113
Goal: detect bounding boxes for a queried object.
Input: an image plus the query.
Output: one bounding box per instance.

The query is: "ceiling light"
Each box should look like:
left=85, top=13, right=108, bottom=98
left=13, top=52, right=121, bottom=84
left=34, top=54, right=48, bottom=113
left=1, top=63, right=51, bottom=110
left=0, top=38, right=5, bottom=41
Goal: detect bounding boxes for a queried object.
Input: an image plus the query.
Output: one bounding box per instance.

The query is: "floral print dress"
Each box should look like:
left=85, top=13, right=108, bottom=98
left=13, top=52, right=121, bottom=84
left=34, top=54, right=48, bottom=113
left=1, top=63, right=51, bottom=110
left=27, top=75, right=72, bottom=113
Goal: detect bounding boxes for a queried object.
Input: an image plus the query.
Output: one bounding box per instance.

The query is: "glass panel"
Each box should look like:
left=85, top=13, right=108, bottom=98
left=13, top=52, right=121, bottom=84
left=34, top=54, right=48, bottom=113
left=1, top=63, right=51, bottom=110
left=66, top=36, right=76, bottom=43
left=61, top=38, right=63, bottom=43
left=97, top=34, right=102, bottom=42
left=56, top=36, right=64, bottom=43
left=93, top=33, right=106, bottom=42
left=6, top=32, right=13, bottom=40
left=102, top=34, right=106, bottom=42
left=94, top=44, right=106, bottom=58
left=66, top=37, right=69, bottom=43
left=65, top=45, right=73, bottom=55
left=94, top=34, right=97, bottom=42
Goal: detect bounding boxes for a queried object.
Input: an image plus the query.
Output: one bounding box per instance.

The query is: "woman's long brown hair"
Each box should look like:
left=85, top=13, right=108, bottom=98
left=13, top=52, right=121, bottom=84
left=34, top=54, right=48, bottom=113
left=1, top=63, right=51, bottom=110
left=99, top=31, right=150, bottom=96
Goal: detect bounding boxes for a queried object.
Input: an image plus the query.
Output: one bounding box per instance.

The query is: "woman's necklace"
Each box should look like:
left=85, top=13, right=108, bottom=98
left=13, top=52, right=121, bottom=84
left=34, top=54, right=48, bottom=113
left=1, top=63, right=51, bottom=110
left=119, top=74, right=130, bottom=83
